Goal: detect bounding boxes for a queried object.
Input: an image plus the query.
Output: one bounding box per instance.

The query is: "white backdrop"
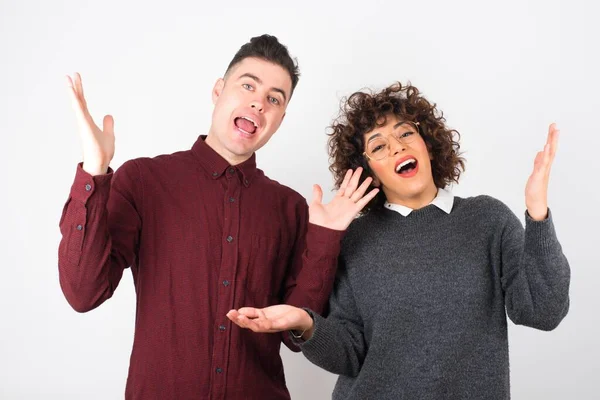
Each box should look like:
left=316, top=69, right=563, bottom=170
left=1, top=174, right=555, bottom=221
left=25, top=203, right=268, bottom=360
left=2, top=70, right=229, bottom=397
left=1, top=0, right=598, bottom=398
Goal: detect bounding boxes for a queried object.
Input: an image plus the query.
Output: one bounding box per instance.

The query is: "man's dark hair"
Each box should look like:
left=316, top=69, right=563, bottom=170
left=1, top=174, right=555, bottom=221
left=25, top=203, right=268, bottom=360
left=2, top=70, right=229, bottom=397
left=225, top=34, right=300, bottom=96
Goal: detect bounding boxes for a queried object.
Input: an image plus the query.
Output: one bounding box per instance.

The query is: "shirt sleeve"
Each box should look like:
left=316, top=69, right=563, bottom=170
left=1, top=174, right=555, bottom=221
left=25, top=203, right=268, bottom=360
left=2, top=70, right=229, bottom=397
left=58, top=160, right=142, bottom=312
left=280, top=200, right=345, bottom=351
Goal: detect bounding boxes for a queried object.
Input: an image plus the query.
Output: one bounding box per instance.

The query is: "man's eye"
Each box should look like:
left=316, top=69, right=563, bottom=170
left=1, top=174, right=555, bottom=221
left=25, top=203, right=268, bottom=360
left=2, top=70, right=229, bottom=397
left=400, top=131, right=414, bottom=138
left=268, top=96, right=280, bottom=105
left=242, top=83, right=253, bottom=90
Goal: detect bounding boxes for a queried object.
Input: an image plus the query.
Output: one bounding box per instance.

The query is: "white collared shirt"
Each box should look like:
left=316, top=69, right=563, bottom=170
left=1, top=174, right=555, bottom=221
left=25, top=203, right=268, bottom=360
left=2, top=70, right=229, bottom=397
left=384, top=188, right=454, bottom=216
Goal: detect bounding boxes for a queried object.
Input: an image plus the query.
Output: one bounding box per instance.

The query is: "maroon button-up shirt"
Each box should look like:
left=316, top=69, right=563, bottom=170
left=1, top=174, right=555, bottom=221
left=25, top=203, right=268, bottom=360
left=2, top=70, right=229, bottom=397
left=58, top=136, right=343, bottom=400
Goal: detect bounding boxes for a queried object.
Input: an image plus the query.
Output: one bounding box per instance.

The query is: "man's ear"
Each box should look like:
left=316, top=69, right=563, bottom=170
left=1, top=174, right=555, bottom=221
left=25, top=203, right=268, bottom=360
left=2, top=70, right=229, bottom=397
left=212, top=78, right=225, bottom=104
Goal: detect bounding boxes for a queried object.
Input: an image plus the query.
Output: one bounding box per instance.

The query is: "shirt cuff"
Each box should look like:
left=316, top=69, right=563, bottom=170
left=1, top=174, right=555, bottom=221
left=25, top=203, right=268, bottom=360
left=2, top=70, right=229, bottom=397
left=305, top=223, right=346, bottom=258
left=69, top=163, right=113, bottom=204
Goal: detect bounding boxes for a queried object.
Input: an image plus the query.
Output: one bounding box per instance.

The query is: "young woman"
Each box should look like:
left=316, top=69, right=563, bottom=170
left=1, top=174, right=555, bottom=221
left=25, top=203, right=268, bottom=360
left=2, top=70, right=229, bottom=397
left=227, top=82, right=570, bottom=400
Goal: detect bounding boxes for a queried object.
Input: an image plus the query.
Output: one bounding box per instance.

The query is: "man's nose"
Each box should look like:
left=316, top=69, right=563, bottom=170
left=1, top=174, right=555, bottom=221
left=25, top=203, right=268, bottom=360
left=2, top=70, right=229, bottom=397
left=250, top=99, right=264, bottom=113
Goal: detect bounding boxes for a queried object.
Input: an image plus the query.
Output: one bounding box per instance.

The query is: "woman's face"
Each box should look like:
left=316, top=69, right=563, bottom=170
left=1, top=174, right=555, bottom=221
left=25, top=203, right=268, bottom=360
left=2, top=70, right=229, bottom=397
left=363, top=114, right=437, bottom=206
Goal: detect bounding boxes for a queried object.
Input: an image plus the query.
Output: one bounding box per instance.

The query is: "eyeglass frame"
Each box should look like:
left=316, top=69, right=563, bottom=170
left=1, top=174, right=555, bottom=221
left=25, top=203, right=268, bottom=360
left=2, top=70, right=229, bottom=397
left=362, top=121, right=421, bottom=161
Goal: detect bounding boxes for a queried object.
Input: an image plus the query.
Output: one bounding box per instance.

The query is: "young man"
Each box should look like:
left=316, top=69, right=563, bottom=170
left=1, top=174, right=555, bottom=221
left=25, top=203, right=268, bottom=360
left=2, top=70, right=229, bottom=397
left=227, top=82, right=571, bottom=399
left=58, top=34, right=377, bottom=400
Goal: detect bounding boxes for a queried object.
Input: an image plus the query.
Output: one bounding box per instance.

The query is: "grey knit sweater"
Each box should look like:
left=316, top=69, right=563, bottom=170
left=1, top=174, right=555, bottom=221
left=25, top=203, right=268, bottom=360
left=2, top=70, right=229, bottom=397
left=297, top=195, right=570, bottom=400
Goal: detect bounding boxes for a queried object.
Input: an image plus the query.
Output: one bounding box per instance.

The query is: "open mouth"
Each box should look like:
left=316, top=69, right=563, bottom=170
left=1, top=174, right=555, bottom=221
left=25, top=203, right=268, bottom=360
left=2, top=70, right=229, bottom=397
left=395, top=158, right=418, bottom=175
left=234, top=116, right=258, bottom=135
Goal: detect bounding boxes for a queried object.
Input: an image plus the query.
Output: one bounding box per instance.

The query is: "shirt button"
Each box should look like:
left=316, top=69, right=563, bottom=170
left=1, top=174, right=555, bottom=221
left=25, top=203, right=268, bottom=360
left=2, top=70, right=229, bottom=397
left=76, top=225, right=83, bottom=231
left=229, top=197, right=235, bottom=203
left=222, top=280, right=230, bottom=287
left=228, top=167, right=235, bottom=175
left=219, top=325, right=226, bottom=331
left=216, top=368, right=223, bottom=374
left=244, top=179, right=249, bottom=185
left=226, top=235, right=233, bottom=243
left=212, top=171, right=218, bottom=177
left=85, top=184, right=92, bottom=191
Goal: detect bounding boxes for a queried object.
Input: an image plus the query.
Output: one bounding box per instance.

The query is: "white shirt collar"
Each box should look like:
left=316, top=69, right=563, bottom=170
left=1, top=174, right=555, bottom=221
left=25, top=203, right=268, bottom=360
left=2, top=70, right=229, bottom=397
left=384, top=188, right=454, bottom=216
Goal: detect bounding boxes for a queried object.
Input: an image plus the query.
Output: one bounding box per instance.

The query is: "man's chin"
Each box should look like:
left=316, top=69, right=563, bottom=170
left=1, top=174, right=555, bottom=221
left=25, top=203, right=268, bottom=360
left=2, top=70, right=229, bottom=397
left=226, top=141, right=258, bottom=159
left=232, top=132, right=272, bottom=152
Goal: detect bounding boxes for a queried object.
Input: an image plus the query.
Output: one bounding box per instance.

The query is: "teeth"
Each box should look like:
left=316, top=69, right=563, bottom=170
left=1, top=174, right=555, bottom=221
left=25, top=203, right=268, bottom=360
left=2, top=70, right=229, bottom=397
left=240, top=116, right=258, bottom=128
left=396, top=158, right=416, bottom=172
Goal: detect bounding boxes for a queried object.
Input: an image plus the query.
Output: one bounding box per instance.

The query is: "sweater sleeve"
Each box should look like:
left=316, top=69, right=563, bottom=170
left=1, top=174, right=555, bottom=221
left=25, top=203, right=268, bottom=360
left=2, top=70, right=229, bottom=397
left=500, top=207, right=571, bottom=331
left=294, top=258, right=367, bottom=377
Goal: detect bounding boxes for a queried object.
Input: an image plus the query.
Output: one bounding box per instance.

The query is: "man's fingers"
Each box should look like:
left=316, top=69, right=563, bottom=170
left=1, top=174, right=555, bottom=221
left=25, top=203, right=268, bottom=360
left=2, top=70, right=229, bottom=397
left=74, top=72, right=84, bottom=98
left=350, top=176, right=373, bottom=203
left=66, top=74, right=94, bottom=129
left=336, top=169, right=353, bottom=197
left=356, top=188, right=380, bottom=209
left=66, top=76, right=82, bottom=108
left=73, top=72, right=90, bottom=113
left=311, top=184, right=323, bottom=205
left=103, top=115, right=114, bottom=135
left=344, top=167, right=363, bottom=197
left=66, top=75, right=74, bottom=89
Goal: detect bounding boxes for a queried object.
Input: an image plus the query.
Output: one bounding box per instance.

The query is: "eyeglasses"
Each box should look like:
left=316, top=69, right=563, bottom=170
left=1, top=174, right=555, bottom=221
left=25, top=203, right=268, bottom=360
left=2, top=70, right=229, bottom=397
left=363, top=121, right=420, bottom=161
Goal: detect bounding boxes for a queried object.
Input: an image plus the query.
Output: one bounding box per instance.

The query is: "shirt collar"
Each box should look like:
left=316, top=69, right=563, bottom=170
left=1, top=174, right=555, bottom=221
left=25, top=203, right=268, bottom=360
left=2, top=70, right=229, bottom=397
left=384, top=188, right=454, bottom=216
left=191, top=135, right=257, bottom=187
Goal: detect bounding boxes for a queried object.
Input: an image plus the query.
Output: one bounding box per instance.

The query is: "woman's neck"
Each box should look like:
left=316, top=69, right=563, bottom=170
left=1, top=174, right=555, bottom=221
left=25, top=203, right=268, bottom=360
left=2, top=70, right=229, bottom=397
left=385, top=183, right=439, bottom=210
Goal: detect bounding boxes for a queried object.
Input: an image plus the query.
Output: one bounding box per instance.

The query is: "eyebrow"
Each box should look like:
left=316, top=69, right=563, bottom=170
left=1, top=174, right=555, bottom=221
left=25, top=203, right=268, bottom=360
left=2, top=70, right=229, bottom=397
left=238, top=73, right=288, bottom=103
left=366, top=121, right=408, bottom=143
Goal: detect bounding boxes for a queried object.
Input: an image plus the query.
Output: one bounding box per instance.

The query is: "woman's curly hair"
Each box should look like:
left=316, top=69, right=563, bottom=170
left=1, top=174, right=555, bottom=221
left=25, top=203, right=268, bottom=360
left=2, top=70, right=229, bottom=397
left=328, top=82, right=465, bottom=214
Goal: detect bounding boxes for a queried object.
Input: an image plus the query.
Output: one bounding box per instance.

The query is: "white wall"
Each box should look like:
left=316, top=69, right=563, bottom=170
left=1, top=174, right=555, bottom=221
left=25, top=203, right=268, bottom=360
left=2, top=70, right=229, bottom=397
left=0, top=0, right=598, bottom=398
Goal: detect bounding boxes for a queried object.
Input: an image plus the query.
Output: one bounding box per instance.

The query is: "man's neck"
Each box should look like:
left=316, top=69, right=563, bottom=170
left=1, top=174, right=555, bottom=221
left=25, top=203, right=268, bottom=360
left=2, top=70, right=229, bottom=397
left=205, top=134, right=251, bottom=166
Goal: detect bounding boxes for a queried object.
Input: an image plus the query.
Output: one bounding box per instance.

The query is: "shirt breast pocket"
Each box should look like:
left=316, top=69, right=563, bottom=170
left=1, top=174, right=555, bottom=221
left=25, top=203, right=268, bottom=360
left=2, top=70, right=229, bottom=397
left=242, top=234, right=286, bottom=307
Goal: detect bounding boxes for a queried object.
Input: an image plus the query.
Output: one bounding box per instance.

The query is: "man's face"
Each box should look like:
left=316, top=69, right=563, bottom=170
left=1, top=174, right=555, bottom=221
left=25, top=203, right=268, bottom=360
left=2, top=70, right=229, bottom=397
left=207, top=57, right=292, bottom=164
